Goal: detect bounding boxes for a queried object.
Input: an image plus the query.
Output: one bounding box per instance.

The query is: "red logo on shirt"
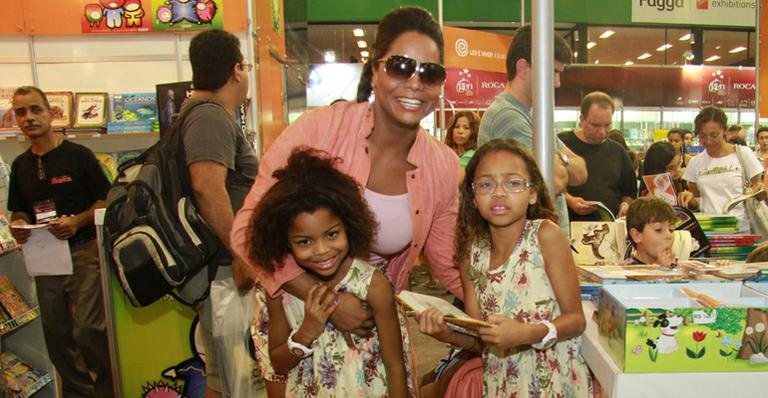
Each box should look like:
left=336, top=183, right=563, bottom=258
left=50, top=175, right=72, bottom=184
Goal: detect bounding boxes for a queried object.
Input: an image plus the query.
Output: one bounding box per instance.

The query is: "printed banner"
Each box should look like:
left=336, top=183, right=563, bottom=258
left=557, top=65, right=755, bottom=108
left=443, top=26, right=512, bottom=74
left=81, top=0, right=222, bottom=34
left=444, top=67, right=507, bottom=109
left=631, top=0, right=756, bottom=28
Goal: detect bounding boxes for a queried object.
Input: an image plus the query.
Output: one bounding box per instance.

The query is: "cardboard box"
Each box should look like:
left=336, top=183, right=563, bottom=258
left=597, top=282, right=768, bottom=372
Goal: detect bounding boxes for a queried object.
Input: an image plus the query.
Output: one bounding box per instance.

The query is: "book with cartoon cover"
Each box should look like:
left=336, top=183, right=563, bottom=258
left=570, top=220, right=627, bottom=265
left=0, top=276, right=31, bottom=319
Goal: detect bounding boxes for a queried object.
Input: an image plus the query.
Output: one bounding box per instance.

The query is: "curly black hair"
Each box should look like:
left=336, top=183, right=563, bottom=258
left=455, top=139, right=557, bottom=265
left=247, top=147, right=378, bottom=271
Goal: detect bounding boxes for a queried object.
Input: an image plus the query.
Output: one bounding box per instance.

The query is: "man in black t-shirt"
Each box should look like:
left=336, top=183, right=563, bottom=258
left=558, top=91, right=637, bottom=222
left=8, top=86, right=113, bottom=397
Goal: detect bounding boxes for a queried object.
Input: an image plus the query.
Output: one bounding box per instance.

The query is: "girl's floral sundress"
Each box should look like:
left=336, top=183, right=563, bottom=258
left=468, top=219, right=592, bottom=397
left=252, top=258, right=416, bottom=397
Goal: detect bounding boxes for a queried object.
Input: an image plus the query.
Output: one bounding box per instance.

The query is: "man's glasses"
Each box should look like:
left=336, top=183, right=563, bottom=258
left=378, top=55, right=446, bottom=86
left=472, top=177, right=533, bottom=195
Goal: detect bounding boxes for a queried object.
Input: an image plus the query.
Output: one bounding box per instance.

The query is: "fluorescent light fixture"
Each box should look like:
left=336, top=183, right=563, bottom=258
left=586, top=41, right=597, bottom=49
left=323, top=51, right=336, bottom=63
left=599, top=30, right=615, bottom=39
left=594, top=59, right=600, bottom=64
left=360, top=50, right=369, bottom=58
left=656, top=43, right=673, bottom=51
left=625, top=60, right=634, bottom=65
left=352, top=28, right=365, bottom=37
left=357, top=40, right=367, bottom=49
left=679, top=33, right=691, bottom=41
left=574, top=51, right=578, bottom=57
left=705, top=55, right=721, bottom=62
left=715, top=45, right=721, bottom=50
left=637, top=53, right=652, bottom=60
left=728, top=46, right=747, bottom=54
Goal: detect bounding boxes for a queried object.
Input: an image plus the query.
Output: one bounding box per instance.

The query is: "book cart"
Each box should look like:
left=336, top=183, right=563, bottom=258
left=0, top=248, right=56, bottom=398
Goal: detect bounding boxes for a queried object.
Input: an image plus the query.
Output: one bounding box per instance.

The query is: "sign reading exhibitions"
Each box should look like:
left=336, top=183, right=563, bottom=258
left=631, top=0, right=756, bottom=28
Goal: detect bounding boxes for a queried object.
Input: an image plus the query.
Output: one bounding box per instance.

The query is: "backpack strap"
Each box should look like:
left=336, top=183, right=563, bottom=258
left=168, top=100, right=233, bottom=302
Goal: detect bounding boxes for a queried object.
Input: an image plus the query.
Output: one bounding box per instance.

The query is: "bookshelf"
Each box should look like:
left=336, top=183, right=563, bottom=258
left=0, top=248, right=56, bottom=397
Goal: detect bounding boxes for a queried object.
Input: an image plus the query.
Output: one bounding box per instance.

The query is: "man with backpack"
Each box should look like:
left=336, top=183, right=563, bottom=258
left=180, top=29, right=259, bottom=397
left=8, top=86, right=114, bottom=397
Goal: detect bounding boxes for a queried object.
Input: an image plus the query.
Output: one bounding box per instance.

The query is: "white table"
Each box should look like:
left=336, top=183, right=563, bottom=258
left=581, top=302, right=768, bottom=398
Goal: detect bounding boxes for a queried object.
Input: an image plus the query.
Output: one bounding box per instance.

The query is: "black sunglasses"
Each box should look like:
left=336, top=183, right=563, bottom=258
left=378, top=55, right=446, bottom=86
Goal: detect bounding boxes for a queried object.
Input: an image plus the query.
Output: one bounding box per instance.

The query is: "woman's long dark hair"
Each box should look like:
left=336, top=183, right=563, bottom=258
left=455, top=139, right=557, bottom=265
left=355, top=7, right=444, bottom=102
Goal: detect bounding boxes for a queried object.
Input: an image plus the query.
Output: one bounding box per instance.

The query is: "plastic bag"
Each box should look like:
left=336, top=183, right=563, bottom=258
left=210, top=277, right=265, bottom=397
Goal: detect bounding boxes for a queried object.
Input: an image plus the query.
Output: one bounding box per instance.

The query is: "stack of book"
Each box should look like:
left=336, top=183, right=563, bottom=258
left=1, top=352, right=52, bottom=397
left=0, top=275, right=35, bottom=333
left=695, top=214, right=756, bottom=261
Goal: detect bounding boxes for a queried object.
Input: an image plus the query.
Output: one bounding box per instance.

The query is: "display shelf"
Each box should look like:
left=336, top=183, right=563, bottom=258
left=9, top=371, right=53, bottom=398
left=0, top=306, right=39, bottom=335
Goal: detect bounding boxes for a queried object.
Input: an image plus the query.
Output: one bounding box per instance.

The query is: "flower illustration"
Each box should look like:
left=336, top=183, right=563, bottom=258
left=632, top=345, right=643, bottom=355
left=686, top=330, right=707, bottom=359
left=721, top=335, right=732, bottom=347
left=692, top=331, right=707, bottom=342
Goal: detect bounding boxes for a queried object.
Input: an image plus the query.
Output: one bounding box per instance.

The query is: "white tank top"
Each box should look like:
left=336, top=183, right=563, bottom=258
left=364, top=188, right=413, bottom=265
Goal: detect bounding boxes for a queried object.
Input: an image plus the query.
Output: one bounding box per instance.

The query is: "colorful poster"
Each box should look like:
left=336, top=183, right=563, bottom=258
left=631, top=0, right=756, bottom=28
left=81, top=0, right=152, bottom=33
left=109, top=276, right=204, bottom=398
left=152, top=0, right=223, bottom=32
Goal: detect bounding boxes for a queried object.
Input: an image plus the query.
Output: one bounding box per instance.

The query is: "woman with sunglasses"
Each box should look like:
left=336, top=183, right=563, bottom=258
left=445, top=110, right=480, bottom=168
left=683, top=107, right=765, bottom=233
left=231, top=6, right=461, bottom=390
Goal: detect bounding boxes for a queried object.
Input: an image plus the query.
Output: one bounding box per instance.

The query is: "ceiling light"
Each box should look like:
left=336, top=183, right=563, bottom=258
left=656, top=43, right=673, bottom=51
left=360, top=50, right=369, bottom=58
left=625, top=60, right=634, bottom=65
left=352, top=28, right=365, bottom=37
left=357, top=40, right=367, bottom=49
left=705, top=55, right=721, bottom=62
left=679, top=33, right=691, bottom=41
left=637, top=53, right=652, bottom=60
left=715, top=45, right=721, bottom=50
left=586, top=41, right=597, bottom=49
left=599, top=30, right=615, bottom=39
left=728, top=46, right=747, bottom=54
left=323, top=51, right=336, bottom=63
left=574, top=51, right=578, bottom=57
left=594, top=59, right=600, bottom=64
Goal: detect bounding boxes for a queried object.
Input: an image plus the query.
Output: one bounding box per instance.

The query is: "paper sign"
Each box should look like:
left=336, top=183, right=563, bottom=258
left=21, top=229, right=72, bottom=276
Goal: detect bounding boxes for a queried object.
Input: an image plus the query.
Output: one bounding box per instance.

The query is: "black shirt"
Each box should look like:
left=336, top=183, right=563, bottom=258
left=8, top=140, right=111, bottom=245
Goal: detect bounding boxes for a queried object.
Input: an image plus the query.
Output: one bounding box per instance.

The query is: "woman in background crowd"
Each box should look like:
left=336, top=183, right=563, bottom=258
left=683, top=107, right=764, bottom=233
left=640, top=141, right=697, bottom=209
left=444, top=110, right=480, bottom=167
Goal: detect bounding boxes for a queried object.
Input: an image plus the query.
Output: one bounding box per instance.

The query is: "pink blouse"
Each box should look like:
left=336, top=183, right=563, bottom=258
left=230, top=101, right=463, bottom=299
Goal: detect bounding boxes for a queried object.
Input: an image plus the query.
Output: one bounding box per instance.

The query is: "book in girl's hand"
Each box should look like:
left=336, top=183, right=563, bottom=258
left=397, top=290, right=492, bottom=330
left=0, top=276, right=31, bottom=319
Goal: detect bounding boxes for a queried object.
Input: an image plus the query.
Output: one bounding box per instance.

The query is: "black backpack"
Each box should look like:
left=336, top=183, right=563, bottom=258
left=103, top=101, right=222, bottom=307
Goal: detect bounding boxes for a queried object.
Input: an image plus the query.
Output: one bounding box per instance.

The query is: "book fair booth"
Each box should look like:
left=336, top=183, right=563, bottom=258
left=0, top=0, right=766, bottom=397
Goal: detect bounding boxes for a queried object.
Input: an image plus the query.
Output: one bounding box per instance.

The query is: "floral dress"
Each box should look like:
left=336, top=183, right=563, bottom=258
left=468, top=219, right=592, bottom=397
left=252, top=258, right=416, bottom=397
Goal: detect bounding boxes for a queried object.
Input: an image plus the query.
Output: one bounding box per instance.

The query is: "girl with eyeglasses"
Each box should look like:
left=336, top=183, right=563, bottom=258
left=231, top=7, right=461, bottom=395
left=418, top=139, right=591, bottom=397
left=445, top=111, right=480, bottom=168
left=683, top=107, right=765, bottom=233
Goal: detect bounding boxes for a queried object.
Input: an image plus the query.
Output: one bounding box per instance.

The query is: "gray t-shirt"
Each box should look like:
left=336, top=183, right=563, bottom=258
left=478, top=91, right=571, bottom=236
left=182, top=99, right=258, bottom=213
